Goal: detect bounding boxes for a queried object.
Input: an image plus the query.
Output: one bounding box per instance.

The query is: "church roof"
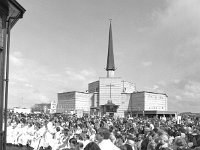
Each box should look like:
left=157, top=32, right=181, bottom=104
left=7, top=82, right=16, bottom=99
left=132, top=91, right=168, bottom=97
left=106, top=21, right=116, bottom=71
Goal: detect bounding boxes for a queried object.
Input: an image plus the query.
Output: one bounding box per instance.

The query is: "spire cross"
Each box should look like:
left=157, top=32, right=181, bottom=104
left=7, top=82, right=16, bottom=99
left=106, top=83, right=115, bottom=99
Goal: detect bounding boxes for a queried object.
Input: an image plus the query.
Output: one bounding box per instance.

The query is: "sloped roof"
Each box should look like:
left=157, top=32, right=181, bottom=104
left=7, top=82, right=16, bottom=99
left=106, top=22, right=116, bottom=71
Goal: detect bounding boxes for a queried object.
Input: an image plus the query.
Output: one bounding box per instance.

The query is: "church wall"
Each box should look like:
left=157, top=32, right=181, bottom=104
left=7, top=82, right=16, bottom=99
left=75, top=92, right=91, bottom=113
left=99, top=77, right=122, bottom=106
left=131, top=92, right=145, bottom=111
left=88, top=81, right=99, bottom=93
left=88, top=81, right=100, bottom=109
left=122, top=81, right=136, bottom=93
left=90, top=92, right=99, bottom=108
left=117, top=93, right=132, bottom=117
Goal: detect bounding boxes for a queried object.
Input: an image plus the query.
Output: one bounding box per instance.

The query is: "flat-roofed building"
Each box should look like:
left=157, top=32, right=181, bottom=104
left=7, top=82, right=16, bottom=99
left=57, top=91, right=92, bottom=114
left=127, top=91, right=176, bottom=117
left=130, top=91, right=167, bottom=111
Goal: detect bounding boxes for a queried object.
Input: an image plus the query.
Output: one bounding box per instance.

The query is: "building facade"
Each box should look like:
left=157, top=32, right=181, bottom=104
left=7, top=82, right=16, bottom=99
left=57, top=22, right=171, bottom=117
left=88, top=77, right=136, bottom=116
left=57, top=91, right=92, bottom=114
left=130, top=91, right=167, bottom=111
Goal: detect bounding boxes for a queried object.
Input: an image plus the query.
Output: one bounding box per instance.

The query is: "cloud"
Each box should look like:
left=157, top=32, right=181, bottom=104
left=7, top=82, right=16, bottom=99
left=173, top=79, right=181, bottom=84
left=143, top=84, right=164, bottom=94
left=10, top=55, right=23, bottom=66
left=175, top=95, right=182, bottom=100
left=65, top=68, right=86, bottom=81
left=38, top=94, right=49, bottom=103
left=8, top=53, right=98, bottom=108
left=157, top=81, right=167, bottom=86
left=141, top=61, right=152, bottom=67
left=159, top=78, right=200, bottom=112
left=25, top=83, right=33, bottom=88
left=153, top=85, right=159, bottom=90
left=142, top=0, right=200, bottom=67
left=64, top=68, right=97, bottom=85
left=184, top=81, right=200, bottom=98
left=141, top=0, right=200, bottom=112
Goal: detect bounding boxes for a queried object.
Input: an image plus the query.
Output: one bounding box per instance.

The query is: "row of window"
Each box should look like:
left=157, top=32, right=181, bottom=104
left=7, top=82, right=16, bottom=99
left=147, top=95, right=165, bottom=99
left=57, top=105, right=73, bottom=109
left=148, top=106, right=164, bottom=109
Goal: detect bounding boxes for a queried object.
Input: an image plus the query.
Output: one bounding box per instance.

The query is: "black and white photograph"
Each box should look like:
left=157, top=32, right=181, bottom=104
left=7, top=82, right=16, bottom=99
left=0, top=0, right=200, bottom=150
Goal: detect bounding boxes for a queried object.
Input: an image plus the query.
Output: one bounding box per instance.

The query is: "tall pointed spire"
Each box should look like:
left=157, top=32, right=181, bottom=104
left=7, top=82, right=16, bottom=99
left=106, top=20, right=116, bottom=72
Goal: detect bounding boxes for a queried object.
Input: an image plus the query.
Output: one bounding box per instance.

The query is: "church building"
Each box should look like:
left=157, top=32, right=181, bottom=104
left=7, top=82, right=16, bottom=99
left=56, top=22, right=174, bottom=117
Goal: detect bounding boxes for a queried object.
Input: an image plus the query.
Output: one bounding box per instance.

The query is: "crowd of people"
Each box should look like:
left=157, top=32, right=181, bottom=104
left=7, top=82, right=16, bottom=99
left=5, top=111, right=200, bottom=150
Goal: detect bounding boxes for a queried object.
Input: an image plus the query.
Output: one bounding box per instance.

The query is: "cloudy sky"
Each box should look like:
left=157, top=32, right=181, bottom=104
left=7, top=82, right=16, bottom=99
left=9, top=0, right=200, bottom=112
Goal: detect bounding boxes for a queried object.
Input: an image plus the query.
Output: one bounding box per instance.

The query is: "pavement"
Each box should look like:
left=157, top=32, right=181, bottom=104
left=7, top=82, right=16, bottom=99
left=6, top=145, right=33, bottom=150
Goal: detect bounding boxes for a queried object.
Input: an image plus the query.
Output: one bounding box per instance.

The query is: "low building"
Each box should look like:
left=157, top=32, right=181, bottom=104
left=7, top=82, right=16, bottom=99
left=126, top=91, right=176, bottom=117
left=131, top=91, right=168, bottom=111
left=13, top=107, right=31, bottom=114
left=56, top=91, right=92, bottom=114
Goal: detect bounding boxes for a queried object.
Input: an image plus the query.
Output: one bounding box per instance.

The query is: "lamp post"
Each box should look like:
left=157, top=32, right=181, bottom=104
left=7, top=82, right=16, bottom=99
left=0, top=1, right=25, bottom=150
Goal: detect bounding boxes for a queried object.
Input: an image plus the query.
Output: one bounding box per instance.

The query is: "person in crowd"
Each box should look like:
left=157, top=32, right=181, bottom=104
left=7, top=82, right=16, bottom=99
left=120, top=143, right=133, bottom=150
left=115, top=134, right=125, bottom=148
left=135, top=134, right=143, bottom=150
left=96, top=127, right=120, bottom=150
left=5, top=111, right=200, bottom=150
left=125, top=133, right=137, bottom=150
left=84, top=142, right=101, bottom=150
left=68, top=137, right=78, bottom=150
